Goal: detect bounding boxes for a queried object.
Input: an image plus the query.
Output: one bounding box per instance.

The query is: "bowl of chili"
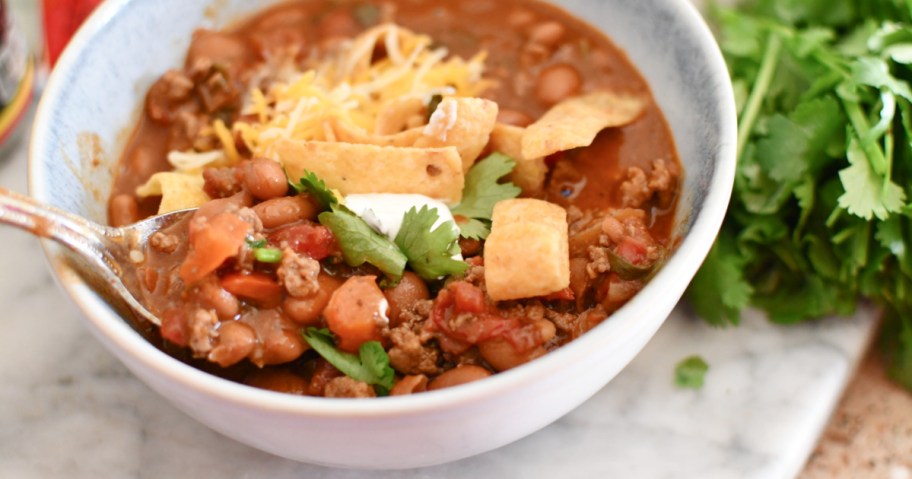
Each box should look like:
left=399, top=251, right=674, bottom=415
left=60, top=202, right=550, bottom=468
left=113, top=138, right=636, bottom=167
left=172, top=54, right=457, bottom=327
left=28, top=0, right=735, bottom=468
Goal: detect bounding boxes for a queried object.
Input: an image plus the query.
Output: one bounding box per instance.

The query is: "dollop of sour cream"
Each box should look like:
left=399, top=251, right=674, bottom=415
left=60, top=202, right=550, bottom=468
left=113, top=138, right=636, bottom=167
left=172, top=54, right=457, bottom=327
left=344, top=193, right=463, bottom=261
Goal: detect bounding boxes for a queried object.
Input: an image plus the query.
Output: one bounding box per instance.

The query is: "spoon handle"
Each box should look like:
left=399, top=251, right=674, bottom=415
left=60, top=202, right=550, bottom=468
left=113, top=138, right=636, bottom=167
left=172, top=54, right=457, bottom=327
left=0, top=188, right=162, bottom=326
left=0, top=186, right=112, bottom=270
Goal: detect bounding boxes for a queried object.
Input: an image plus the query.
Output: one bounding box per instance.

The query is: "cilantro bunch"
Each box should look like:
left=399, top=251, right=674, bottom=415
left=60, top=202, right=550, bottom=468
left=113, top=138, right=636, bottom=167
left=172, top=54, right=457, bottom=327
left=688, top=0, right=912, bottom=388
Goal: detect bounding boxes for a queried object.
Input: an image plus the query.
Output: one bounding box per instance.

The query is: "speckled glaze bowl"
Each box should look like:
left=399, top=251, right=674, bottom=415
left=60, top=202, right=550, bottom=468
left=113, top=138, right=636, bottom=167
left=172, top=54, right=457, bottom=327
left=28, top=0, right=736, bottom=469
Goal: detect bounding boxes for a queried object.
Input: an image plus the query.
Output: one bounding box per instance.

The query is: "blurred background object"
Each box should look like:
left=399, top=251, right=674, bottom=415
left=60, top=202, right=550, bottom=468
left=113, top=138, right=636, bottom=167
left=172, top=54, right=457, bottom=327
left=41, top=0, right=101, bottom=68
left=0, top=0, right=32, bottom=151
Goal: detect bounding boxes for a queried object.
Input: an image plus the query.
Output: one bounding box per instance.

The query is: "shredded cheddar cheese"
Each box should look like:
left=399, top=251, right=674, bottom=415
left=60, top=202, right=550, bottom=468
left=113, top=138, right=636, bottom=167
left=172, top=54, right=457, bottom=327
left=140, top=23, right=491, bottom=212
left=232, top=24, right=491, bottom=158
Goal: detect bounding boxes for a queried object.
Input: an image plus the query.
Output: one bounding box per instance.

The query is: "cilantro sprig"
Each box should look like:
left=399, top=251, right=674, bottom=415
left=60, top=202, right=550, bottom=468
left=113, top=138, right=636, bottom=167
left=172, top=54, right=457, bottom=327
left=451, top=152, right=521, bottom=239
left=293, top=171, right=340, bottom=210
left=295, top=171, right=407, bottom=279
left=303, top=328, right=395, bottom=395
left=689, top=0, right=912, bottom=389
left=395, top=205, right=468, bottom=280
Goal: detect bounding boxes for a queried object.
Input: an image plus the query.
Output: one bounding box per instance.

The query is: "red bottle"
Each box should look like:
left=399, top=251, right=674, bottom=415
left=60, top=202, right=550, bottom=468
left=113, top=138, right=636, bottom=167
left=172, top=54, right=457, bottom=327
left=42, top=0, right=102, bottom=67
left=0, top=0, right=32, bottom=146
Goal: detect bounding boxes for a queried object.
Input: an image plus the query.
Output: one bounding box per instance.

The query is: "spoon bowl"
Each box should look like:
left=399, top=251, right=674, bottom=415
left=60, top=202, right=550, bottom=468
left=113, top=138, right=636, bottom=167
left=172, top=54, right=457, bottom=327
left=0, top=187, right=194, bottom=327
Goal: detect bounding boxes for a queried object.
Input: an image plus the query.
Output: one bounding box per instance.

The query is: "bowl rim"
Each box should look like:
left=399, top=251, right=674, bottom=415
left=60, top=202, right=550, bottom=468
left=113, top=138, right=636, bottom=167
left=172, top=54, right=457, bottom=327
left=28, top=0, right=737, bottom=417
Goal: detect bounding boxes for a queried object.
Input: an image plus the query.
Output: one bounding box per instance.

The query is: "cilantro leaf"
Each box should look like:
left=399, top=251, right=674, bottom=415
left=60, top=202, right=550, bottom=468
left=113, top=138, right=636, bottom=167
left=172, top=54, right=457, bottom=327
left=293, top=171, right=339, bottom=211
left=674, top=355, right=709, bottom=390
left=450, top=152, right=521, bottom=229
left=455, top=217, right=490, bottom=240
left=303, top=328, right=395, bottom=394
left=318, top=208, right=406, bottom=279
left=296, top=170, right=407, bottom=279
left=395, top=205, right=468, bottom=280
left=837, top=137, right=906, bottom=220
left=246, top=237, right=267, bottom=249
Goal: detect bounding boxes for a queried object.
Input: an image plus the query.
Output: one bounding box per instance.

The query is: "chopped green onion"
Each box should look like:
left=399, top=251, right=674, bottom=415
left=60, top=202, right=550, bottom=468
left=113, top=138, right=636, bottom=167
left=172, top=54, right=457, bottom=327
left=254, top=247, right=283, bottom=263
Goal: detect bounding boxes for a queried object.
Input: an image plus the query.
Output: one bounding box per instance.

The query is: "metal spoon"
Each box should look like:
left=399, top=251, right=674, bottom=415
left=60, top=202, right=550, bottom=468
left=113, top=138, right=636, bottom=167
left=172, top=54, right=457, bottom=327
left=0, top=187, right=196, bottom=326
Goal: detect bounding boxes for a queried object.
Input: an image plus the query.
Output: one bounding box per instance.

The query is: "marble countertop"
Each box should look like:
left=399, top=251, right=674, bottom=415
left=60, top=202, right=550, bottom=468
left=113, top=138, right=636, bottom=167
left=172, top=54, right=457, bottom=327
left=0, top=1, right=877, bottom=477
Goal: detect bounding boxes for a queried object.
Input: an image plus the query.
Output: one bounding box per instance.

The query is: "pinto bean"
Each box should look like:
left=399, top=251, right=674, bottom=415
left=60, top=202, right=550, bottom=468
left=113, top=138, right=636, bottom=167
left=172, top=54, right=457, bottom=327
left=283, top=273, right=342, bottom=325
left=207, top=320, right=256, bottom=367
left=535, top=64, right=582, bottom=106
left=428, top=365, right=492, bottom=391
left=527, top=21, right=565, bottom=47
left=195, top=277, right=240, bottom=320
left=109, top=194, right=140, bottom=227
left=479, top=340, right=544, bottom=372
left=253, top=195, right=320, bottom=229
left=318, top=9, right=360, bottom=40
left=239, top=158, right=288, bottom=200
left=479, top=319, right=556, bottom=371
left=390, top=375, right=429, bottom=396
left=259, top=328, right=307, bottom=366
left=507, top=9, right=535, bottom=28
left=243, top=310, right=307, bottom=366
left=383, top=272, right=430, bottom=327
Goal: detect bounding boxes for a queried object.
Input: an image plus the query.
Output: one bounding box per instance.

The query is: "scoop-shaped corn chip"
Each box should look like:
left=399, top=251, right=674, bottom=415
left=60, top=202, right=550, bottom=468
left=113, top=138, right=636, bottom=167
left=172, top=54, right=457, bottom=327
left=413, top=97, right=498, bottom=171
left=275, top=139, right=465, bottom=204
left=522, top=91, right=647, bottom=159
left=374, top=97, right=427, bottom=135
left=136, top=172, right=210, bottom=214
left=330, top=97, right=497, bottom=172
left=484, top=198, right=570, bottom=301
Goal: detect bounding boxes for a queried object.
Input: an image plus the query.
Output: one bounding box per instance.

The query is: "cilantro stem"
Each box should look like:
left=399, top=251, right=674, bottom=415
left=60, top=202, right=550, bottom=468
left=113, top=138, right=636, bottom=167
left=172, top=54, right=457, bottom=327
left=737, top=33, right=782, bottom=161
left=840, top=96, right=889, bottom=177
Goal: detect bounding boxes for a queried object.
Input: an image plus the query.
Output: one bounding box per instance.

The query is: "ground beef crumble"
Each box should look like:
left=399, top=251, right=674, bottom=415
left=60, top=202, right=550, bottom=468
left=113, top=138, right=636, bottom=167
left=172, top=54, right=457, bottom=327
left=323, top=376, right=376, bottom=398
left=388, top=299, right=442, bottom=376
left=619, top=159, right=679, bottom=208
left=188, top=308, right=219, bottom=355
left=277, top=248, right=320, bottom=298
left=149, top=232, right=179, bottom=254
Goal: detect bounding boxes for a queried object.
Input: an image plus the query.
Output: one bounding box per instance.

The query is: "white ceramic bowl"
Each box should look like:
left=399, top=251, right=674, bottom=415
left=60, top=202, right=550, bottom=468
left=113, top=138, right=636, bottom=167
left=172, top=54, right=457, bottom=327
left=29, top=0, right=736, bottom=469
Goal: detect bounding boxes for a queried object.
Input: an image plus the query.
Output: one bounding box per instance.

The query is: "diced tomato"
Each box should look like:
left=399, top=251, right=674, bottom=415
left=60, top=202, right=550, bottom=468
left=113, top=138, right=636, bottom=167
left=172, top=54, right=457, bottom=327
left=428, top=282, right=549, bottom=354
left=269, top=223, right=339, bottom=260
left=431, top=287, right=524, bottom=347
left=541, top=287, right=575, bottom=301
left=220, top=271, right=284, bottom=305
left=160, top=309, right=188, bottom=347
left=323, top=276, right=387, bottom=353
left=180, top=212, right=252, bottom=284
left=449, top=281, right=486, bottom=314
left=615, top=237, right=649, bottom=266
